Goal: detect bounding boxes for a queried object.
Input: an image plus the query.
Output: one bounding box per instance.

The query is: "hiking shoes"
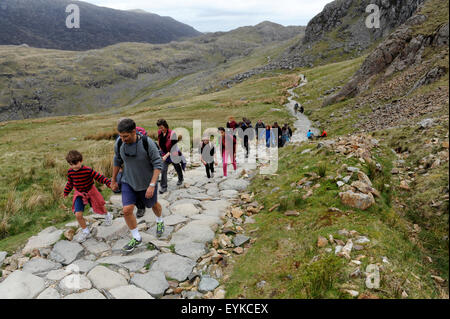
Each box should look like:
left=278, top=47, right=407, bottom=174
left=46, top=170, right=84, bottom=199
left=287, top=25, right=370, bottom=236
left=136, top=208, right=145, bottom=218
left=74, top=227, right=97, bottom=243
left=159, top=188, right=167, bottom=194
left=177, top=179, right=184, bottom=186
left=156, top=222, right=165, bottom=237
left=122, top=238, right=143, bottom=253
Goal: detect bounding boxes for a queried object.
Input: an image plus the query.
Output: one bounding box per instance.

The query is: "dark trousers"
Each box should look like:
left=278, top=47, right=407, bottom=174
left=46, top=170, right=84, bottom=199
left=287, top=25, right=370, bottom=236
left=243, top=136, right=249, bottom=157
left=160, top=160, right=183, bottom=189
left=205, top=162, right=214, bottom=178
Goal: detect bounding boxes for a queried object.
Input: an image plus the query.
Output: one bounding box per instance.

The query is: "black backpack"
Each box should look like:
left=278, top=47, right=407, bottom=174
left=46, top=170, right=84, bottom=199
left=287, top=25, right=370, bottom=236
left=116, top=132, right=160, bottom=163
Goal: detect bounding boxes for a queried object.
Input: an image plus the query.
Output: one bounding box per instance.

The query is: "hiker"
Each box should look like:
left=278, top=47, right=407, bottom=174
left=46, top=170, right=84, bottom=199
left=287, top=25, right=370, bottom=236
left=294, top=103, right=299, bottom=114
left=218, top=127, right=237, bottom=178
left=281, top=125, right=290, bottom=146
left=273, top=122, right=282, bottom=148
left=307, top=129, right=314, bottom=140
left=157, top=119, right=185, bottom=194
left=200, top=135, right=218, bottom=179
left=300, top=105, right=304, bottom=114
left=318, top=129, right=328, bottom=138
left=113, top=124, right=151, bottom=218
left=226, top=116, right=238, bottom=130
left=255, top=120, right=265, bottom=144
left=111, top=119, right=164, bottom=252
left=63, top=150, right=113, bottom=243
left=240, top=118, right=253, bottom=158
left=265, top=124, right=274, bottom=148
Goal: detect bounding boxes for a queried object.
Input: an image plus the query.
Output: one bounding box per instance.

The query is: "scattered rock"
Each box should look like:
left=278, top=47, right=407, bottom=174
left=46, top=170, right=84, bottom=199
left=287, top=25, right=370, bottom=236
left=198, top=276, right=219, bottom=293
left=233, top=235, right=250, bottom=247
left=339, top=191, right=375, bottom=210
left=317, top=236, right=328, bottom=248
left=131, top=270, right=169, bottom=298
left=59, top=274, right=92, bottom=294
left=63, top=289, right=106, bottom=299
left=22, top=258, right=62, bottom=276
left=22, top=227, right=63, bottom=255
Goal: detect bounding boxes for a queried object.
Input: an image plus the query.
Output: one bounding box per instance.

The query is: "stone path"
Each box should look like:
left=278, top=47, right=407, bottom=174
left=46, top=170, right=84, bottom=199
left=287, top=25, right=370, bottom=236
left=0, top=74, right=315, bottom=299
left=0, top=140, right=271, bottom=299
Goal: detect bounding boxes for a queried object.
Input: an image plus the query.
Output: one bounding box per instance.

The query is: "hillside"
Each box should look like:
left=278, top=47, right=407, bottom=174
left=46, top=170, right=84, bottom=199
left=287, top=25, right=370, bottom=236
left=0, top=22, right=304, bottom=122
left=0, top=0, right=201, bottom=51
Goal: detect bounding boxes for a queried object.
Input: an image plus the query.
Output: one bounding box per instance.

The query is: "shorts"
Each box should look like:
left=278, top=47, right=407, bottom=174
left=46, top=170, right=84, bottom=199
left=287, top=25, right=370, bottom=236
left=74, top=196, right=91, bottom=214
left=121, top=182, right=158, bottom=209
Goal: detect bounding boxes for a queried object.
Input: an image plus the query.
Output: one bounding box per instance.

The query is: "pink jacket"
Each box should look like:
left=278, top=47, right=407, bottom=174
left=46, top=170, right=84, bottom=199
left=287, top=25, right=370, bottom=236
left=72, top=185, right=107, bottom=215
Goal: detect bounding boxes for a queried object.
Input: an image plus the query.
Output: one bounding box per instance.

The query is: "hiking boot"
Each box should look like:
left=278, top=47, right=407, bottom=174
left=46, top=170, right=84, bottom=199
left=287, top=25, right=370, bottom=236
left=159, top=187, right=167, bottom=194
left=177, top=179, right=184, bottom=186
left=103, top=213, right=113, bottom=226
left=136, top=208, right=145, bottom=218
left=122, top=238, right=143, bottom=253
left=156, top=221, right=165, bottom=237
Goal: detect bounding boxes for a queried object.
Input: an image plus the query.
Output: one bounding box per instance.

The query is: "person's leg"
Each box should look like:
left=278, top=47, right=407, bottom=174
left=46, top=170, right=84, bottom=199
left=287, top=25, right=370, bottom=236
left=222, top=151, right=228, bottom=177
left=75, top=211, right=87, bottom=230
left=173, top=162, right=184, bottom=184
left=159, top=161, right=169, bottom=192
left=205, top=163, right=211, bottom=178
left=210, top=162, right=215, bottom=174
left=121, top=183, right=143, bottom=252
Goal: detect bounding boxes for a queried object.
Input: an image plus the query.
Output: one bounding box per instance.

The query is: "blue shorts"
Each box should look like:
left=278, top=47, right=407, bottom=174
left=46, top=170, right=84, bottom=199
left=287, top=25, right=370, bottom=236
left=121, top=182, right=158, bottom=208
left=74, top=196, right=91, bottom=214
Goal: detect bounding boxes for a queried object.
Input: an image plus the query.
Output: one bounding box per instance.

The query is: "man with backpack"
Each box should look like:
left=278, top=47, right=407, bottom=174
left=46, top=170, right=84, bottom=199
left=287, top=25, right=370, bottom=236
left=294, top=103, right=299, bottom=114
left=111, top=119, right=164, bottom=253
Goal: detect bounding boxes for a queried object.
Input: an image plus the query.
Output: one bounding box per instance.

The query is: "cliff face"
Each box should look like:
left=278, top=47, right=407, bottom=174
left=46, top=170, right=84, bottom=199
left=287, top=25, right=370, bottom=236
left=279, top=0, right=426, bottom=69
left=0, top=0, right=201, bottom=51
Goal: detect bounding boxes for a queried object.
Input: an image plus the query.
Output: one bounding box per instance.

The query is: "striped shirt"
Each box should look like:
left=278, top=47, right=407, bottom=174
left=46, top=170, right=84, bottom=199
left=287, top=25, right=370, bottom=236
left=64, top=166, right=111, bottom=196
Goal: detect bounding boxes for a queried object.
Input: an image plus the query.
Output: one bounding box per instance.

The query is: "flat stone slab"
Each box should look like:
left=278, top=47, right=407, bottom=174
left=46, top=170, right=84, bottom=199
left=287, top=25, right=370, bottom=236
left=198, top=276, right=220, bottom=293
left=22, top=258, right=62, bottom=276
left=200, top=200, right=230, bottom=217
left=220, top=190, right=239, bottom=198
left=22, top=227, right=63, bottom=255
left=146, top=225, right=174, bottom=240
left=59, top=274, right=92, bottom=294
left=49, top=240, right=84, bottom=265
left=96, top=218, right=129, bottom=241
left=66, top=259, right=98, bottom=274
left=164, top=214, right=189, bottom=226
left=175, top=242, right=207, bottom=260
left=82, top=239, right=110, bottom=255
left=131, top=270, right=169, bottom=298
left=112, top=239, right=131, bottom=252
left=46, top=269, right=71, bottom=281
left=190, top=215, right=223, bottom=226
left=150, top=253, right=196, bottom=282
left=218, top=179, right=249, bottom=191
left=96, top=250, right=158, bottom=272
left=233, top=235, right=250, bottom=247
left=37, top=287, right=61, bottom=299
left=170, top=203, right=200, bottom=217
left=0, top=270, right=46, bottom=299
left=109, top=285, right=154, bottom=299
left=109, top=195, right=122, bottom=207
left=63, top=289, right=106, bottom=299
left=87, top=266, right=128, bottom=290
left=171, top=223, right=215, bottom=245
left=170, top=199, right=201, bottom=208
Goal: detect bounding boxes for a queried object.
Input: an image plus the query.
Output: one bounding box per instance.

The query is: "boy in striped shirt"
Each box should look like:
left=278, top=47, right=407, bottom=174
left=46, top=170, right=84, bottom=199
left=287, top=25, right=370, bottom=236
left=63, top=150, right=113, bottom=243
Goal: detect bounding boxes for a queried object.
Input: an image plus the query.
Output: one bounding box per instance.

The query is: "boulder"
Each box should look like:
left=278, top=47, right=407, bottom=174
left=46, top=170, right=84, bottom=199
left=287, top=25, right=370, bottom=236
left=339, top=191, right=375, bottom=210
left=63, top=289, right=106, bottom=299
left=49, top=240, right=84, bottom=265
left=37, top=287, right=61, bottom=299
left=130, top=270, right=169, bottom=298
left=22, top=258, right=62, bottom=276
left=0, top=270, right=46, bottom=299
left=87, top=266, right=128, bottom=290
left=109, top=285, right=154, bottom=299
left=59, top=274, right=92, bottom=294
left=150, top=253, right=196, bottom=281
left=46, top=269, right=71, bottom=281
left=22, top=227, right=63, bottom=255
left=96, top=218, right=129, bottom=241
left=198, top=276, right=219, bottom=293
left=96, top=250, right=158, bottom=272
left=351, top=181, right=380, bottom=197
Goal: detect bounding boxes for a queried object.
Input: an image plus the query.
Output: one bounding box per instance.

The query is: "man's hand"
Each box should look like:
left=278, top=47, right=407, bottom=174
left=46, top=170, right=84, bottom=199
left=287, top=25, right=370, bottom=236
left=111, top=181, right=119, bottom=192
left=146, top=185, right=155, bottom=199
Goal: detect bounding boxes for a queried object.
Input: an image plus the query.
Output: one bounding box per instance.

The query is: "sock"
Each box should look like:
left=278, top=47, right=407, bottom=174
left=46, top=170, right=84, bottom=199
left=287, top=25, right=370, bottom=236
left=131, top=228, right=141, bottom=241
left=156, top=216, right=164, bottom=223
left=82, top=227, right=90, bottom=234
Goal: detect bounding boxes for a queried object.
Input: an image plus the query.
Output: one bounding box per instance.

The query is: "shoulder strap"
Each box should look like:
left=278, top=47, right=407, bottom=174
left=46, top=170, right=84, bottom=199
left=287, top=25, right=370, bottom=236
left=117, top=138, right=123, bottom=163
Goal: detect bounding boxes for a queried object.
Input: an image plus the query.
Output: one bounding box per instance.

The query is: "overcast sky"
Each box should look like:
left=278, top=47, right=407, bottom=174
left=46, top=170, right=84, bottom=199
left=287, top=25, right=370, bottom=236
left=83, top=0, right=333, bottom=32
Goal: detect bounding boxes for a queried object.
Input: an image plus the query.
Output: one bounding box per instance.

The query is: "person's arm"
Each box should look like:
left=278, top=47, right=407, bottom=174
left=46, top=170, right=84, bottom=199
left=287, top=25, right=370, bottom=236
left=91, top=168, right=111, bottom=188
left=111, top=139, right=123, bottom=191
left=146, top=137, right=163, bottom=199
left=63, top=175, right=73, bottom=197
